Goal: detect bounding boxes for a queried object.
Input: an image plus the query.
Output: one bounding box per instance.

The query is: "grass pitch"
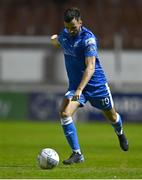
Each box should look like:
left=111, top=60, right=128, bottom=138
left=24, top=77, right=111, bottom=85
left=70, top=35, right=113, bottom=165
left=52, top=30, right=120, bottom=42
left=0, top=120, right=142, bottom=179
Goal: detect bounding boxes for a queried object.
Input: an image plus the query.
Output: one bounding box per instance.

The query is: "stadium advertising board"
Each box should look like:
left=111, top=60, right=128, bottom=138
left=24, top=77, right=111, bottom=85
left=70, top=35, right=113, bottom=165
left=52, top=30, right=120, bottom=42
left=28, top=92, right=61, bottom=121
left=0, top=92, right=27, bottom=119
left=1, top=92, right=141, bottom=122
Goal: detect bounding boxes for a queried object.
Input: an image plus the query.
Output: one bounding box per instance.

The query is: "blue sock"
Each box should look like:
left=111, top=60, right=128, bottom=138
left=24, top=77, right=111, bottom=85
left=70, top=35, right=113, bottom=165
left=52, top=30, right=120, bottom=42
left=111, top=113, right=123, bottom=135
left=61, top=117, right=81, bottom=153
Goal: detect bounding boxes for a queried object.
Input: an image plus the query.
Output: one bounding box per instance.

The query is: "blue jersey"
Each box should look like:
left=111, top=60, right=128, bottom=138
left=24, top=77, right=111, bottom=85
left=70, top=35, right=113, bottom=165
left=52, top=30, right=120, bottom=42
left=58, top=26, right=107, bottom=97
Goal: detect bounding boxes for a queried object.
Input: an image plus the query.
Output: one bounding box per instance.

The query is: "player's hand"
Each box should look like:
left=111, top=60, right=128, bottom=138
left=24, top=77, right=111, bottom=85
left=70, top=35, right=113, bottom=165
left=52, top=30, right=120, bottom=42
left=72, top=89, right=82, bottom=101
left=51, top=34, right=60, bottom=47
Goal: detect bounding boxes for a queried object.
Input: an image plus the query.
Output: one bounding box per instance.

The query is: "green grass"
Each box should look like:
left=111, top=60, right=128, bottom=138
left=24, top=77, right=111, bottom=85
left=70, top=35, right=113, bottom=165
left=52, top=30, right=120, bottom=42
left=0, top=120, right=142, bottom=179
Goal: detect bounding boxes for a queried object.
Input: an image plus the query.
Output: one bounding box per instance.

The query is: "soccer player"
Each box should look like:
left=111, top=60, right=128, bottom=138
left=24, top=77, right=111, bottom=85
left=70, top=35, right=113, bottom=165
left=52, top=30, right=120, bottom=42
left=51, top=7, right=129, bottom=165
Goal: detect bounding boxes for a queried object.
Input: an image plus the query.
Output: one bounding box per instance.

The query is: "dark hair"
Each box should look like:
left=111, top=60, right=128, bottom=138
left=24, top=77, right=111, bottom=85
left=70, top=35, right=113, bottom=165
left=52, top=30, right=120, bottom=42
left=64, top=7, right=81, bottom=23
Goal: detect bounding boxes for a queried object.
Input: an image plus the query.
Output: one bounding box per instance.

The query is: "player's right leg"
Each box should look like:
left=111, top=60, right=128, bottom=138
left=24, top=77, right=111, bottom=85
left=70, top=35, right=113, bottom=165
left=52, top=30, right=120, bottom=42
left=59, top=97, right=84, bottom=165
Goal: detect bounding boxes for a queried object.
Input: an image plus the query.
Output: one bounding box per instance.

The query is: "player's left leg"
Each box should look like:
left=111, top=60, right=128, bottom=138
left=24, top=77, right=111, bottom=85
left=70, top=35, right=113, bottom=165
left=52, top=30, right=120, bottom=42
left=102, top=107, right=122, bottom=134
left=102, top=107, right=129, bottom=151
left=88, top=83, right=129, bottom=151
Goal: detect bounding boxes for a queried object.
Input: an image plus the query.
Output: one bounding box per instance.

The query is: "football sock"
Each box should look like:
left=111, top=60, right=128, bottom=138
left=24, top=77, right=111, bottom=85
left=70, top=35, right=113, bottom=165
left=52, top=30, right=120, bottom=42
left=61, top=116, right=81, bottom=154
left=111, top=113, right=123, bottom=135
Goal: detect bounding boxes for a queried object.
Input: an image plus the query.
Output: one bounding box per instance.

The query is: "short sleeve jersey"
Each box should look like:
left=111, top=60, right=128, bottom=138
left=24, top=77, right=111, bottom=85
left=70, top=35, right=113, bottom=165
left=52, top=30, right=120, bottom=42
left=58, top=26, right=107, bottom=93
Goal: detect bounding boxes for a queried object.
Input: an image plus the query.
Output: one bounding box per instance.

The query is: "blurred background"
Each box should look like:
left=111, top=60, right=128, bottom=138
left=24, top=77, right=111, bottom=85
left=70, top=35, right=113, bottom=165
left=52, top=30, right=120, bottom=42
left=0, top=0, right=142, bottom=122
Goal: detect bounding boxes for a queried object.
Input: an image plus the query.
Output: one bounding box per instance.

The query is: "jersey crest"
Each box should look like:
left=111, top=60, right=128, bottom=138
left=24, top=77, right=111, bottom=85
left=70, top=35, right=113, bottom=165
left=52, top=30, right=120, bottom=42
left=85, top=37, right=96, bottom=46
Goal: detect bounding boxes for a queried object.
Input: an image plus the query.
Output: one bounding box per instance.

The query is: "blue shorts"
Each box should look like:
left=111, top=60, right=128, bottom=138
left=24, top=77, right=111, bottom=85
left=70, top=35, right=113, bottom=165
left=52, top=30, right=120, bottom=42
left=65, top=83, right=114, bottom=110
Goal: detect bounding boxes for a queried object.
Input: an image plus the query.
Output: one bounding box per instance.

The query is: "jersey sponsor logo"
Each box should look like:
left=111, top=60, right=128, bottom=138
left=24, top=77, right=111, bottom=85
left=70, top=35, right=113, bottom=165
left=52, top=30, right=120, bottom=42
left=85, top=37, right=96, bottom=46
left=63, top=38, right=67, bottom=42
left=74, top=39, right=82, bottom=47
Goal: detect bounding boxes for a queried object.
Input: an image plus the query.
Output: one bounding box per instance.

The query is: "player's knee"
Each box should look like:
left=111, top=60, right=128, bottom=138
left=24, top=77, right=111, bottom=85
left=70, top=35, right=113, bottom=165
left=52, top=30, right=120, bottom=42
left=103, top=109, right=117, bottom=123
left=59, top=110, right=73, bottom=125
left=59, top=110, right=71, bottom=119
left=109, top=113, right=117, bottom=122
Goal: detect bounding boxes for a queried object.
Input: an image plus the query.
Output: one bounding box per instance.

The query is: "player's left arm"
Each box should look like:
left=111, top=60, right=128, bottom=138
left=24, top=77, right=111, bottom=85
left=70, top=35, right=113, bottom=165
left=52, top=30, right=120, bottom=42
left=72, top=56, right=96, bottom=101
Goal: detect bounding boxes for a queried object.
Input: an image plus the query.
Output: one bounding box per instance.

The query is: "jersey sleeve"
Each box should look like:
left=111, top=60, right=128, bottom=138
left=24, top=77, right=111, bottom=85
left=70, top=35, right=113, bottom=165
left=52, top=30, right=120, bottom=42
left=83, top=36, right=98, bottom=57
left=58, top=33, right=62, bottom=45
left=58, top=29, right=65, bottom=45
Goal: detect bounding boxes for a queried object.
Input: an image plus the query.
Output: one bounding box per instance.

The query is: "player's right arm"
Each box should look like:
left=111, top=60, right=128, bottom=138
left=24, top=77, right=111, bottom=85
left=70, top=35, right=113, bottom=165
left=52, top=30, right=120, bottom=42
left=50, top=34, right=60, bottom=47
